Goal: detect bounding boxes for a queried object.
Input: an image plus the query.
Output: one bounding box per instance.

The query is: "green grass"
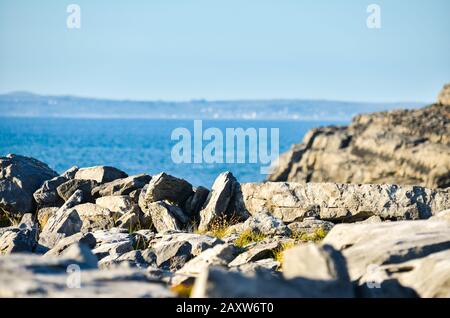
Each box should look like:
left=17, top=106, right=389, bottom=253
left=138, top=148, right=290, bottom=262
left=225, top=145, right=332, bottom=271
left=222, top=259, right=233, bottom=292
left=291, top=227, right=328, bottom=243
left=272, top=241, right=296, bottom=268
left=234, top=229, right=267, bottom=248
left=194, top=215, right=239, bottom=239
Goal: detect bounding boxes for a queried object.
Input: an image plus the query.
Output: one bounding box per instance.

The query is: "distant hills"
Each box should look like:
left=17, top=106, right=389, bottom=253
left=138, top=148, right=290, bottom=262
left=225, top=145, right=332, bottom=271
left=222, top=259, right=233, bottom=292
left=0, top=91, right=425, bottom=121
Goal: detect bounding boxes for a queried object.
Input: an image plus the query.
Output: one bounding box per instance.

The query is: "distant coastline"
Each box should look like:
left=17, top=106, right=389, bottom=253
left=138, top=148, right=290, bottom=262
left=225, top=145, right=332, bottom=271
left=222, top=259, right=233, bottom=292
left=0, top=91, right=426, bottom=121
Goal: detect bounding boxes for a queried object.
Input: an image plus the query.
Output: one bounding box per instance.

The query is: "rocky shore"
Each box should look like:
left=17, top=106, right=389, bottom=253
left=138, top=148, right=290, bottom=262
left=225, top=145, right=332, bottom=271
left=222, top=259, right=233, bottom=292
left=0, top=85, right=449, bottom=298
left=268, top=85, right=450, bottom=188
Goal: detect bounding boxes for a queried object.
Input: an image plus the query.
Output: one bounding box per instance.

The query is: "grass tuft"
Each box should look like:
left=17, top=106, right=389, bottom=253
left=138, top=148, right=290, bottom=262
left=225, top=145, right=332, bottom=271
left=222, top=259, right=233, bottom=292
left=234, top=229, right=267, bottom=248
left=291, top=227, right=328, bottom=243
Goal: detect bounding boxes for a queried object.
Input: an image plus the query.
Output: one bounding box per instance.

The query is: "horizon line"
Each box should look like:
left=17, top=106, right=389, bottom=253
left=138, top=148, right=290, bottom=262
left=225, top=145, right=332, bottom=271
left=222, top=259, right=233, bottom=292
left=0, top=90, right=430, bottom=106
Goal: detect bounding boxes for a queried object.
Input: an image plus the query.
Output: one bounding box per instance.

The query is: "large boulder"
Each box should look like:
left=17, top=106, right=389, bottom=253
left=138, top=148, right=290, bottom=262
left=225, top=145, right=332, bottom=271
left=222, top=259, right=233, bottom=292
left=191, top=266, right=352, bottom=298
left=91, top=174, right=151, bottom=197
left=0, top=154, right=58, bottom=217
left=198, top=172, right=248, bottom=231
left=56, top=179, right=98, bottom=202
left=268, top=98, right=450, bottom=189
left=359, top=249, right=450, bottom=298
left=173, top=244, right=239, bottom=285
left=38, top=190, right=85, bottom=249
left=74, top=166, right=128, bottom=183
left=144, top=201, right=189, bottom=233
left=33, top=166, right=79, bottom=208
left=240, top=182, right=450, bottom=222
left=282, top=243, right=354, bottom=297
left=151, top=232, right=222, bottom=271
left=323, top=219, right=450, bottom=283
left=0, top=251, right=173, bottom=297
left=142, top=173, right=193, bottom=208
left=0, top=214, right=38, bottom=254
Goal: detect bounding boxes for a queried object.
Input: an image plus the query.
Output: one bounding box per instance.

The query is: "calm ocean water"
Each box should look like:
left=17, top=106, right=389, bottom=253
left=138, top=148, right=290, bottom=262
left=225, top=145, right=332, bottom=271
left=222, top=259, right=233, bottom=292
left=0, top=118, right=346, bottom=187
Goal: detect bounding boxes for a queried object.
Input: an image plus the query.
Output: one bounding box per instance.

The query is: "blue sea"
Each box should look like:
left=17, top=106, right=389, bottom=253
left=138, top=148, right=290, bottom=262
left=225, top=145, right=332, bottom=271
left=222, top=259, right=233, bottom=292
left=0, top=118, right=346, bottom=187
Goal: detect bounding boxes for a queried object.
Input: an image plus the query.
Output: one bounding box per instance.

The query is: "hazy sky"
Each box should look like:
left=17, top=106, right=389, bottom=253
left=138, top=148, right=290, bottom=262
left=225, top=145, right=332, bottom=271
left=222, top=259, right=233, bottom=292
left=0, top=0, right=449, bottom=102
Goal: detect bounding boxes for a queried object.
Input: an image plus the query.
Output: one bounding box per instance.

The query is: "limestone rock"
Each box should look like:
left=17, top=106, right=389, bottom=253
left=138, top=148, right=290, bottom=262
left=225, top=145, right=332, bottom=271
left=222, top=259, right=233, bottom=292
left=0, top=252, right=173, bottom=297
left=191, top=266, right=352, bottom=298
left=38, top=191, right=85, bottom=249
left=173, top=244, right=239, bottom=285
left=229, top=258, right=280, bottom=275
left=282, top=243, right=354, bottom=297
left=33, top=176, right=67, bottom=208
left=152, top=232, right=222, bottom=271
left=240, top=212, right=290, bottom=236
left=74, top=166, right=128, bottom=183
left=91, top=174, right=151, bottom=197
left=268, top=102, right=450, bottom=189
left=183, top=186, right=210, bottom=218
left=198, top=172, right=248, bottom=232
left=45, top=232, right=96, bottom=257
left=323, top=219, right=450, bottom=282
left=228, top=239, right=286, bottom=267
left=359, top=249, right=450, bottom=298
left=68, top=203, right=117, bottom=232
left=98, top=249, right=156, bottom=270
left=240, top=182, right=450, bottom=222
left=56, top=179, right=98, bottom=202
left=96, top=194, right=141, bottom=213
left=0, top=217, right=38, bottom=254
left=144, top=201, right=188, bottom=233
left=288, top=217, right=334, bottom=235
left=144, top=172, right=193, bottom=206
left=0, top=154, right=58, bottom=217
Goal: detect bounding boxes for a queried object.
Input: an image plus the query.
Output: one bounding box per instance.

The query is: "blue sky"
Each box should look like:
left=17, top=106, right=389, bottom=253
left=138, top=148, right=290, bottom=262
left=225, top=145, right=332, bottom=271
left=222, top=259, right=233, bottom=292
left=0, top=0, right=449, bottom=102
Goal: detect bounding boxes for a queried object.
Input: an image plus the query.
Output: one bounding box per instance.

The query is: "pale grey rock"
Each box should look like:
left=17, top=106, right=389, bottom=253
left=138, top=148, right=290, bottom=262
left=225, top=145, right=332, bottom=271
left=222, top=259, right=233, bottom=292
left=38, top=191, right=84, bottom=249
left=56, top=179, right=98, bottom=202
left=33, top=175, right=67, bottom=208
left=61, top=166, right=79, bottom=179
left=191, top=266, right=351, bottom=298
left=268, top=102, right=450, bottom=189
left=230, top=258, right=280, bottom=275
left=74, top=166, right=128, bottom=183
left=95, top=195, right=139, bottom=215
left=144, top=201, right=188, bottom=233
left=323, top=219, right=450, bottom=282
left=91, top=174, right=151, bottom=197
left=67, top=203, right=117, bottom=232
left=92, top=228, right=134, bottom=260
left=172, top=244, right=239, bottom=285
left=241, top=212, right=290, bottom=236
left=240, top=182, right=450, bottom=222
left=152, top=232, right=222, bottom=271
left=33, top=166, right=78, bottom=209
left=36, top=207, right=59, bottom=228
left=0, top=154, right=57, bottom=217
left=0, top=213, right=38, bottom=254
left=60, top=242, right=98, bottom=269
left=283, top=243, right=354, bottom=297
left=45, top=232, right=96, bottom=257
left=98, top=249, right=157, bottom=270
left=359, top=249, right=450, bottom=298
left=198, top=172, right=248, bottom=232
left=228, top=239, right=286, bottom=267
left=0, top=253, right=173, bottom=297
left=288, top=217, right=334, bottom=235
left=144, top=172, right=193, bottom=206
